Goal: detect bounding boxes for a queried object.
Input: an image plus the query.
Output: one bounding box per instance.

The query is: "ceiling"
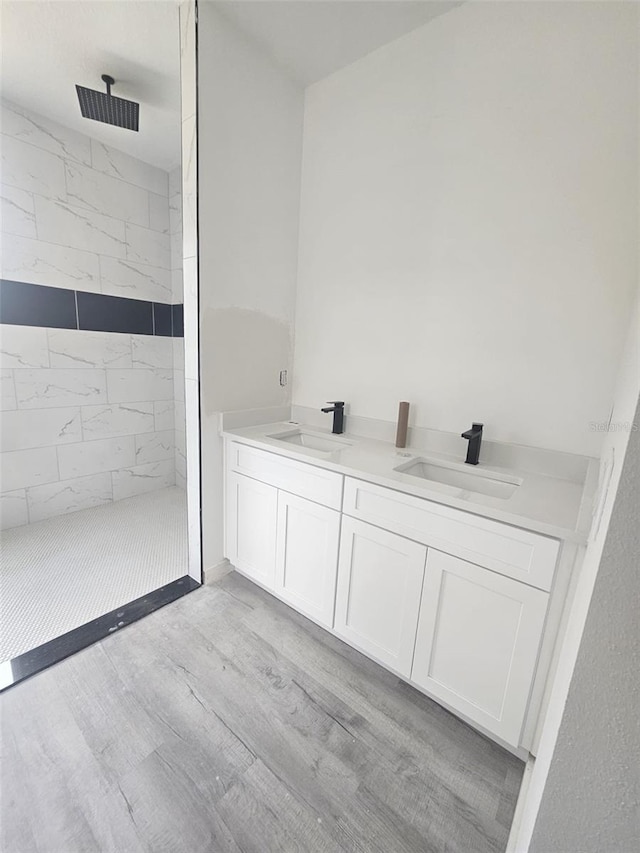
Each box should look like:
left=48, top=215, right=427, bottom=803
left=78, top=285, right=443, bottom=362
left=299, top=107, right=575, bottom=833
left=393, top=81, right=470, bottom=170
left=0, top=0, right=182, bottom=171
left=213, top=0, right=464, bottom=87
left=0, top=1, right=463, bottom=171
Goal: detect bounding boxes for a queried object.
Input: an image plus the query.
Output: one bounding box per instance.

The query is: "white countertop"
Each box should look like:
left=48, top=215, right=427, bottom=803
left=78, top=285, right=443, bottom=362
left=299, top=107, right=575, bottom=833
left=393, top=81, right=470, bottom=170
left=222, top=421, right=598, bottom=543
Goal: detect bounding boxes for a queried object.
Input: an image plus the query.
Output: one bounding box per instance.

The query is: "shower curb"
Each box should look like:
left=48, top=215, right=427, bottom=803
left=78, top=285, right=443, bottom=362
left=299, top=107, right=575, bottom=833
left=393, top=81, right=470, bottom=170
left=0, top=575, right=200, bottom=691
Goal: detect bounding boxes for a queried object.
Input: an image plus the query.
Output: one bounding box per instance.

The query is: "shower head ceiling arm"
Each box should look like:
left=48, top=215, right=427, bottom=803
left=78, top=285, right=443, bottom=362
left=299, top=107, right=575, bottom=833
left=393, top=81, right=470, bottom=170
left=101, top=74, right=115, bottom=96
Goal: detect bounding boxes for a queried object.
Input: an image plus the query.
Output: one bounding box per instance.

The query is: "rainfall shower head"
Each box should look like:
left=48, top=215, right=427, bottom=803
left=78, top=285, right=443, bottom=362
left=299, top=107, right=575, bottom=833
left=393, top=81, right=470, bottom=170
left=76, top=74, right=139, bottom=131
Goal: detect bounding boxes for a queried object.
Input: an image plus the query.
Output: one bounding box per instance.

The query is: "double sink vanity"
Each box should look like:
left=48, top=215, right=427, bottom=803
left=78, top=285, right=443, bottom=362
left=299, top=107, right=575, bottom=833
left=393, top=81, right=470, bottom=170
left=223, top=419, right=595, bottom=755
left=270, top=426, right=521, bottom=499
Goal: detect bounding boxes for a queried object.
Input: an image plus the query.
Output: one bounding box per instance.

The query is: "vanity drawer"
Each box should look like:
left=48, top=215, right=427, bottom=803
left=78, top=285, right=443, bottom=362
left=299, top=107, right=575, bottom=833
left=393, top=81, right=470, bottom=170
left=343, top=477, right=559, bottom=590
left=228, top=441, right=343, bottom=510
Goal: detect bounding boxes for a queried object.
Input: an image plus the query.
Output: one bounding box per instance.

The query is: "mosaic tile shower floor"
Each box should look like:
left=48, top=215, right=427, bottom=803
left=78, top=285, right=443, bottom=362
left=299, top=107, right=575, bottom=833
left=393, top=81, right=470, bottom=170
left=0, top=486, right=187, bottom=661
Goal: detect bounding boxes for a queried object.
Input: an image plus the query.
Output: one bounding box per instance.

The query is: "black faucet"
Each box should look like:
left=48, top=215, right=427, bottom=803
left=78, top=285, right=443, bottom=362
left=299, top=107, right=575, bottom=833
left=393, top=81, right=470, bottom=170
left=321, top=401, right=345, bottom=434
left=461, top=422, right=483, bottom=465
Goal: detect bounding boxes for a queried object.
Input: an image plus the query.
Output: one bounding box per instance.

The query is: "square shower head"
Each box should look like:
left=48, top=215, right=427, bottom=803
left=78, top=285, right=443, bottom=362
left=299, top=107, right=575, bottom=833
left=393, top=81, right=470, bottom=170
left=76, top=75, right=139, bottom=131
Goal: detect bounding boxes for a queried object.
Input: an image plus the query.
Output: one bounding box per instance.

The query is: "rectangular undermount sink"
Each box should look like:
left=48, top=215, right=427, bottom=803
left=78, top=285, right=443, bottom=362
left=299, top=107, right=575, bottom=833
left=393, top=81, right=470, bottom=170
left=394, top=457, right=522, bottom=499
left=267, top=428, right=353, bottom=454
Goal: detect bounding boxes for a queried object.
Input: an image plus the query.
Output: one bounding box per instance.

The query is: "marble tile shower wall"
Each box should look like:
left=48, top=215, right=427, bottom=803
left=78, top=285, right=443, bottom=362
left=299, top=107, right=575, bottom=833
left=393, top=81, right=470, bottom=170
left=0, top=99, right=186, bottom=528
left=1, top=326, right=177, bottom=528
left=0, top=100, right=173, bottom=300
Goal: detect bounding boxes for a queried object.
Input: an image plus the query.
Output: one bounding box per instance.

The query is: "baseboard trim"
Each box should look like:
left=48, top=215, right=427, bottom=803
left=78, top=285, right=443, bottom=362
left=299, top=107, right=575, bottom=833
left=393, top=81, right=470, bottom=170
left=204, top=558, right=232, bottom=585
left=505, top=756, right=536, bottom=853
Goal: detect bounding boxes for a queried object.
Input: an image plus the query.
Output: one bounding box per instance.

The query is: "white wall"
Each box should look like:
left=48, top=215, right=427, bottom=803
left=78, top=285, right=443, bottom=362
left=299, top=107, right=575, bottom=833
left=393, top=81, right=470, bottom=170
left=198, top=5, right=304, bottom=568
left=0, top=99, right=180, bottom=526
left=513, top=296, right=640, bottom=851
left=530, top=397, right=640, bottom=848
left=293, top=1, right=638, bottom=457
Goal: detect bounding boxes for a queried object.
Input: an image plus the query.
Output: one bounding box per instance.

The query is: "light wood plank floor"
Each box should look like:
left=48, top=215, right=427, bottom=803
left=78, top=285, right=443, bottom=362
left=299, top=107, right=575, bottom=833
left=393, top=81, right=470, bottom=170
left=1, top=573, right=524, bottom=853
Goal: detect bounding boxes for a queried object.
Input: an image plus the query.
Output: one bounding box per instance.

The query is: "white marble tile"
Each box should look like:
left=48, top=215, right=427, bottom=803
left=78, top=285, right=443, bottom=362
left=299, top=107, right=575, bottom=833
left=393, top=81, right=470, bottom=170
left=0, top=135, right=67, bottom=199
left=1, top=407, right=82, bottom=451
left=175, top=428, right=187, bottom=483
left=14, top=368, right=107, bottom=409
left=57, top=435, right=136, bottom=480
left=1, top=370, right=16, bottom=410
left=0, top=325, right=50, bottom=368
left=35, top=197, right=127, bottom=258
left=131, top=335, right=173, bottom=370
left=181, top=113, right=197, bottom=260
left=65, top=162, right=149, bottom=227
left=134, top=429, right=174, bottom=464
left=27, top=472, right=112, bottom=523
left=153, top=400, right=175, bottom=432
left=1, top=488, right=28, bottom=529
left=184, top=377, right=199, bottom=474
left=111, top=459, right=174, bottom=501
left=173, top=369, right=185, bottom=402
left=169, top=166, right=182, bottom=199
left=99, top=255, right=172, bottom=303
left=184, top=376, right=201, bottom=577
left=82, top=402, right=155, bottom=439
left=170, top=229, right=182, bottom=270
left=169, top=211, right=184, bottom=251
left=106, top=369, right=173, bottom=404
left=172, top=338, right=185, bottom=372
left=125, top=223, right=171, bottom=269
left=179, top=2, right=197, bottom=121
left=169, top=192, right=180, bottom=210
left=0, top=234, right=101, bottom=292
left=1, top=446, right=59, bottom=491
left=174, top=398, right=186, bottom=430
left=182, top=255, right=198, bottom=382
left=149, top=192, right=170, bottom=233
left=90, top=141, right=168, bottom=196
left=169, top=192, right=182, bottom=234
left=174, top=426, right=186, bottom=454
left=171, top=268, right=183, bottom=303
left=175, top=446, right=187, bottom=481
left=1, top=184, right=36, bottom=238
left=1, top=99, right=92, bottom=165
left=48, top=329, right=132, bottom=369
left=175, top=471, right=186, bottom=491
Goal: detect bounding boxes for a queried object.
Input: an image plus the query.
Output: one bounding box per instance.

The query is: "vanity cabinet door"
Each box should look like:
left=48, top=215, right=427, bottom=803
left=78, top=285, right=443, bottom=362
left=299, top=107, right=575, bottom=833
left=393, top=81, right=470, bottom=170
left=334, top=517, right=427, bottom=677
left=411, top=550, right=548, bottom=745
left=226, top=472, right=278, bottom=590
left=275, top=493, right=340, bottom=628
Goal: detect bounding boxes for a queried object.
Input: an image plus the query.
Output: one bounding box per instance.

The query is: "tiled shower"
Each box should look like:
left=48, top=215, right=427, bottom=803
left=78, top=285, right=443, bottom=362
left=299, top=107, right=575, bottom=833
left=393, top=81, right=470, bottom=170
left=0, top=98, right=186, bottom=528
left=0, top=97, right=189, bottom=661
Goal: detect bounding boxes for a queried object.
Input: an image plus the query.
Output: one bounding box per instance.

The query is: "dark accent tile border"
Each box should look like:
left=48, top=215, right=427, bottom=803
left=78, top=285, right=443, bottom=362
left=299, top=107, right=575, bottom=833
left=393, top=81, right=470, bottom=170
left=0, top=279, right=184, bottom=337
left=0, top=279, right=77, bottom=329
left=78, top=291, right=153, bottom=335
left=153, top=301, right=173, bottom=337
left=172, top=303, right=184, bottom=337
left=0, top=575, right=200, bottom=692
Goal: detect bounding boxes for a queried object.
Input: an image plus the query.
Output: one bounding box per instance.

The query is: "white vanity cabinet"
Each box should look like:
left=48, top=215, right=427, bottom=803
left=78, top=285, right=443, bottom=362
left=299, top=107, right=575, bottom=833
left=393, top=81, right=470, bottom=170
left=275, top=492, right=340, bottom=628
left=224, top=439, right=563, bottom=750
left=226, top=471, right=278, bottom=588
left=334, top=517, right=427, bottom=676
left=411, top=550, right=549, bottom=744
left=225, top=441, right=343, bottom=624
left=342, top=477, right=559, bottom=591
